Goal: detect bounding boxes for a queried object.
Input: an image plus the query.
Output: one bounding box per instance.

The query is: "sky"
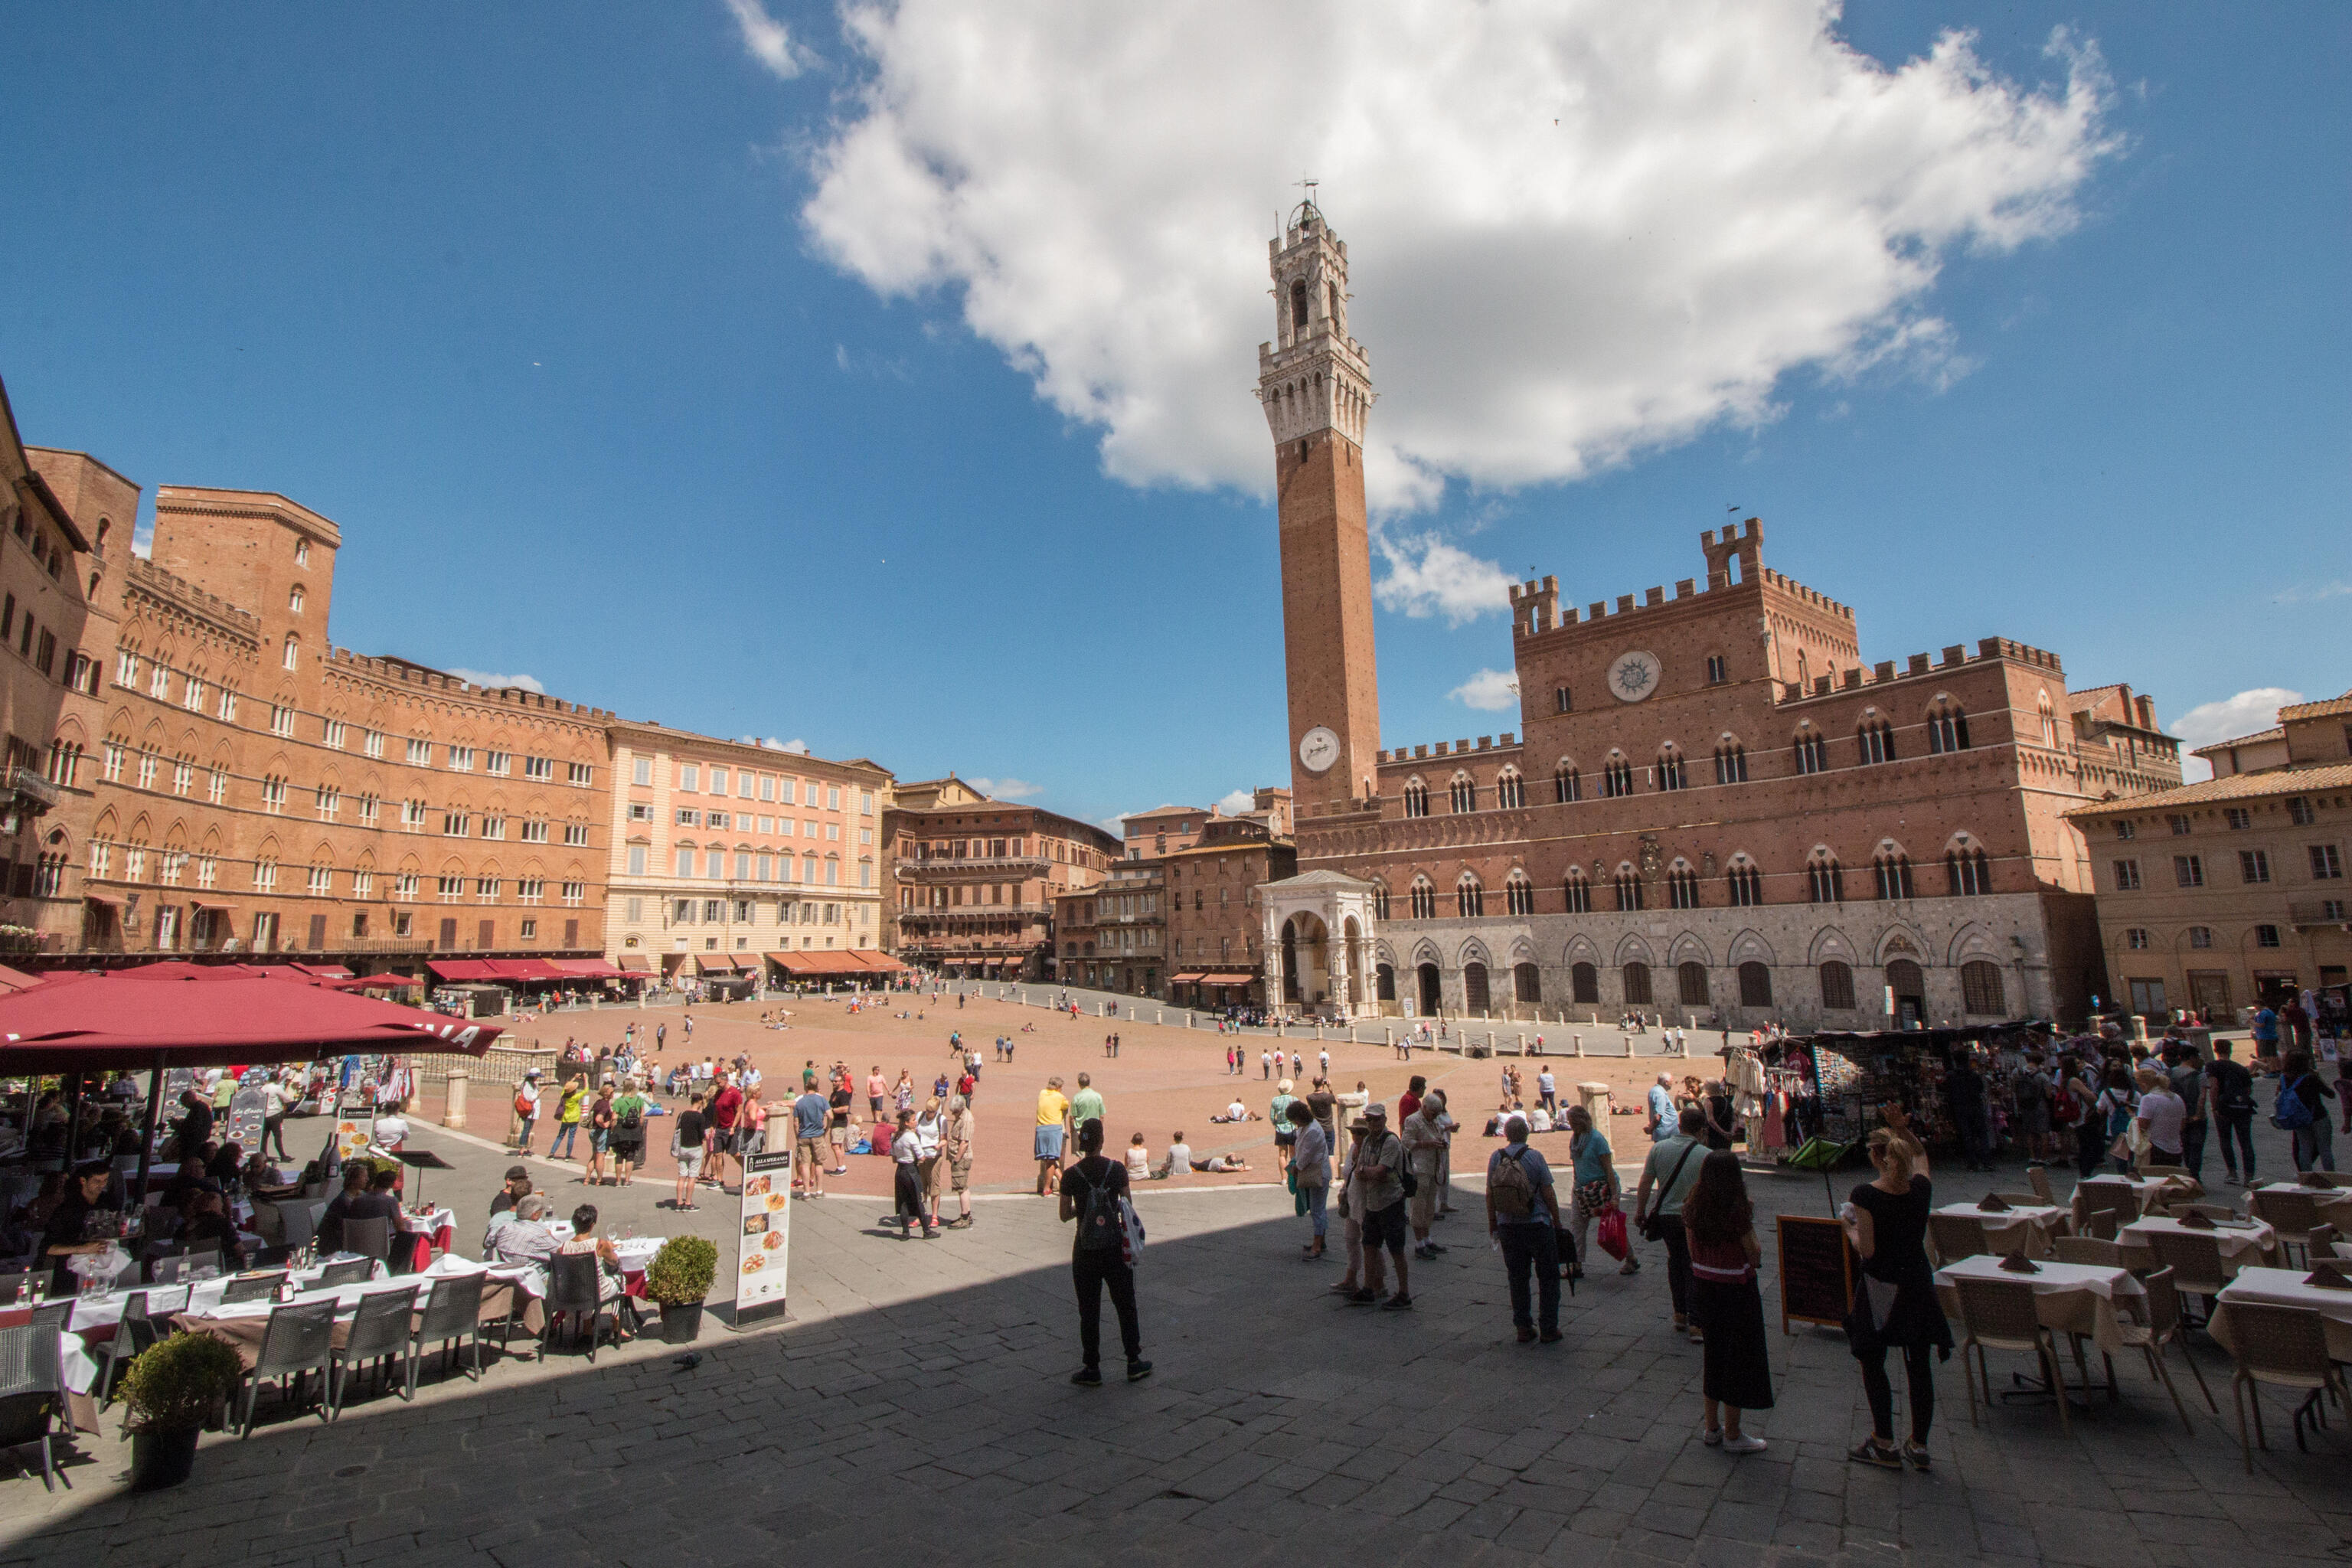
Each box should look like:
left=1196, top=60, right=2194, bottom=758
left=0, top=3, right=2341, bottom=828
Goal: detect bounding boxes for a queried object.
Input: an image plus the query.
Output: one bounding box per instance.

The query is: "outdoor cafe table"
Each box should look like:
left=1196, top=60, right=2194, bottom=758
left=2116, top=1214, right=2279, bottom=1274
left=1936, top=1200, right=2069, bottom=1259
left=1935, top=1254, right=2147, bottom=1354
left=2072, top=1174, right=2200, bottom=1228
left=394, top=1204, right=457, bottom=1272
left=2210, top=1265, right=2352, bottom=1362
left=2250, top=1181, right=2352, bottom=1233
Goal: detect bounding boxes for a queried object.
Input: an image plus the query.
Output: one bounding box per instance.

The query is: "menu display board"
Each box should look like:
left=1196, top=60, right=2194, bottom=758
left=736, top=1149, right=793, bottom=1323
left=1776, top=1214, right=1857, bottom=1334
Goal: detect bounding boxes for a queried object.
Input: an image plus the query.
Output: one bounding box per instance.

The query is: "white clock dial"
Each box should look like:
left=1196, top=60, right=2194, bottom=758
left=1607, top=650, right=1661, bottom=703
left=1298, top=725, right=1341, bottom=773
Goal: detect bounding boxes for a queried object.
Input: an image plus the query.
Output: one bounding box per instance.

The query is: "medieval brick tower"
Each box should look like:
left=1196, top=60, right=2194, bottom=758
left=1260, top=197, right=1380, bottom=816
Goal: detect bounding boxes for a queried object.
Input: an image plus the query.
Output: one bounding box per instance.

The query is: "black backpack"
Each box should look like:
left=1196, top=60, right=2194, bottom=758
left=1074, top=1161, right=1125, bottom=1252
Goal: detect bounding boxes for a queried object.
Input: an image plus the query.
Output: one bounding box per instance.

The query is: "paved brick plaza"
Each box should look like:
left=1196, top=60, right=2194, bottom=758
left=5, top=998, right=2344, bottom=1566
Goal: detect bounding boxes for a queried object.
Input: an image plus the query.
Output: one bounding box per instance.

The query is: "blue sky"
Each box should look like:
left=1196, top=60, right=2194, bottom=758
left=0, top=3, right=2341, bottom=825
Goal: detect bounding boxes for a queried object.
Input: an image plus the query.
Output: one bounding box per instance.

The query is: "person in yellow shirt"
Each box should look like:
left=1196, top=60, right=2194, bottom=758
left=1036, top=1076, right=1072, bottom=1195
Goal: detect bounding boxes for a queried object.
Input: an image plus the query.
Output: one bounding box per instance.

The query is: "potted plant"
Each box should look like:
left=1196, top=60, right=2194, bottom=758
left=119, top=1331, right=243, bottom=1491
left=645, top=1235, right=717, bottom=1344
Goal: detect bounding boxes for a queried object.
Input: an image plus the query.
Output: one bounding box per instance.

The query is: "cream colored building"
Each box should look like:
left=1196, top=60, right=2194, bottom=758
left=601, top=720, right=892, bottom=985
left=2068, top=691, right=2351, bottom=1021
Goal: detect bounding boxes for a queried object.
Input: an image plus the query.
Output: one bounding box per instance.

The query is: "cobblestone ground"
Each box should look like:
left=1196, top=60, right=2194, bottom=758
left=6, top=1096, right=2344, bottom=1567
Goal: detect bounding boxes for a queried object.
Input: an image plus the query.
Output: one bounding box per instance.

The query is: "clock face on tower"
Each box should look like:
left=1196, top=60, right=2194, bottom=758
left=1298, top=726, right=1341, bottom=773
left=1608, top=650, right=1661, bottom=703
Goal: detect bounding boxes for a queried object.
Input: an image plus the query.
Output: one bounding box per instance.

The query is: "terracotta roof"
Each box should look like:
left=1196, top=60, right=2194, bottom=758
left=2280, top=691, right=2352, bottom=722
left=2190, top=727, right=2284, bottom=760
left=2065, top=762, right=2352, bottom=817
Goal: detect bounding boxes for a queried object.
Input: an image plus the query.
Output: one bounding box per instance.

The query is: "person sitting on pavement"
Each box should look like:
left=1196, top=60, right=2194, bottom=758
left=1152, top=1133, right=1196, bottom=1178
left=1211, top=1099, right=1260, bottom=1124
left=488, top=1193, right=563, bottom=1266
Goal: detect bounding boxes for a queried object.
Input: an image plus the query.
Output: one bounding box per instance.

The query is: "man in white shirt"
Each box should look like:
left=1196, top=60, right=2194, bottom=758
left=1537, top=1068, right=1557, bottom=1116
left=2134, top=1067, right=2187, bottom=1168
left=260, top=1076, right=292, bottom=1161
left=1403, top=1089, right=1450, bottom=1261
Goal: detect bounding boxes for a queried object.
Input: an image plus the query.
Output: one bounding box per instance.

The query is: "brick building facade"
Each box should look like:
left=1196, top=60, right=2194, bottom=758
left=1166, top=816, right=1297, bottom=1007
left=886, top=775, right=1117, bottom=980
left=2067, top=692, right=2352, bottom=1022
left=1257, top=204, right=2182, bottom=1030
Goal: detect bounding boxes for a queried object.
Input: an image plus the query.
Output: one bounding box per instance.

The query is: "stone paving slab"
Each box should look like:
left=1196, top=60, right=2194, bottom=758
left=4, top=1115, right=2344, bottom=1568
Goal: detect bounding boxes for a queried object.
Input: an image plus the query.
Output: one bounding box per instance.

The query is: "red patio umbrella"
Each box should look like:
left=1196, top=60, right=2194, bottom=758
left=0, top=968, right=504, bottom=1073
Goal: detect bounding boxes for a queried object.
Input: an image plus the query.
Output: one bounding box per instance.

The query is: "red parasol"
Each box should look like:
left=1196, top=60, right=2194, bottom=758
left=0, top=967, right=503, bottom=1072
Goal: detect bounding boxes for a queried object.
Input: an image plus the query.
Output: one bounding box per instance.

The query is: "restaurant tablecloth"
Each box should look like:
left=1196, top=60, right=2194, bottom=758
left=2250, top=1182, right=2352, bottom=1233
left=2072, top=1175, right=2198, bottom=1228
left=1936, top=1255, right=2146, bottom=1353
left=2210, top=1264, right=2352, bottom=1362
left=2116, top=1215, right=2279, bottom=1275
left=1936, top=1201, right=2069, bottom=1259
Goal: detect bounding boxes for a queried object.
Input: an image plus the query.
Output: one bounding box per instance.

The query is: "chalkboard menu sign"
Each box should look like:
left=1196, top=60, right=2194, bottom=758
left=1777, top=1214, right=1857, bottom=1334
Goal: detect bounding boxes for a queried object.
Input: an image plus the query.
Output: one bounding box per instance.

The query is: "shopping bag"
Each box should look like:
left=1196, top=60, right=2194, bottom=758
left=1596, top=1205, right=1629, bottom=1263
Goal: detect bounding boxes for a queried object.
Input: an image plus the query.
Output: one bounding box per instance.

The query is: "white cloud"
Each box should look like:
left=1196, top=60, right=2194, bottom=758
left=1449, top=668, right=1521, bottom=712
left=446, top=668, right=545, bottom=694
left=724, top=0, right=807, bottom=80
left=803, top=4, right=2114, bottom=510
left=1097, top=815, right=1130, bottom=836
left=1374, top=531, right=1515, bottom=625
left=1215, top=788, right=1256, bottom=816
left=969, top=776, right=1043, bottom=799
left=740, top=735, right=810, bottom=753
left=2170, top=688, right=2303, bottom=783
left=2273, top=580, right=2352, bottom=606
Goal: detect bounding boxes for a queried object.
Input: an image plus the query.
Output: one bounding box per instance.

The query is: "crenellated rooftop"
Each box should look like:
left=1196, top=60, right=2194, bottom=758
left=327, top=647, right=612, bottom=719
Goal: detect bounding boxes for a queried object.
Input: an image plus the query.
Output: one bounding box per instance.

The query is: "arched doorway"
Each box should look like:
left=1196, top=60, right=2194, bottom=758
left=1281, top=912, right=1331, bottom=1006
left=1513, top=962, right=1540, bottom=1004
left=1886, top=958, right=1926, bottom=1027
left=1464, top=962, right=1491, bottom=1014
left=1416, top=962, right=1442, bottom=1016
left=1677, top=962, right=1710, bottom=1008
left=1376, top=963, right=1396, bottom=1003
left=1571, top=962, right=1598, bottom=1004
left=1341, top=916, right=1364, bottom=1006
left=1622, top=962, right=1654, bottom=1007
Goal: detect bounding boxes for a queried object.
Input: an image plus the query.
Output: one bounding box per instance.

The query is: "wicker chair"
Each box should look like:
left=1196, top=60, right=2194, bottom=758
left=2053, top=1236, right=2122, bottom=1267
left=2115, top=1266, right=2216, bottom=1432
left=220, top=1269, right=289, bottom=1305
left=2145, top=1231, right=2230, bottom=1327
left=1952, top=1275, right=2069, bottom=1434
left=2222, top=1302, right=2349, bottom=1472
left=1928, top=1213, right=1994, bottom=1266
left=2026, top=1165, right=2056, bottom=1204
left=2079, top=1180, right=2141, bottom=1225
left=1992, top=1193, right=2045, bottom=1210
left=2083, top=1208, right=2122, bottom=1242
left=2250, top=1191, right=2324, bottom=1267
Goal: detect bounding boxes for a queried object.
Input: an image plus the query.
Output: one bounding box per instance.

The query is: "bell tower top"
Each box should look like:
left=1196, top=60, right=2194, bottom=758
left=1259, top=198, right=1373, bottom=448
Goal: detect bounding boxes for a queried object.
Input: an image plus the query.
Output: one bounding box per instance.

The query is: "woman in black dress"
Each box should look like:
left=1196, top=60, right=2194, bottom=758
left=1840, top=1126, right=1951, bottom=1470
left=1683, top=1151, right=1772, bottom=1452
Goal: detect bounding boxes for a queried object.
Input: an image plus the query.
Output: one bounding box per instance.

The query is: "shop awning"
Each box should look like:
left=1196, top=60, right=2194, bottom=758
left=854, top=952, right=906, bottom=971
left=1200, top=972, right=1256, bottom=986
left=324, top=972, right=421, bottom=991
left=694, top=954, right=742, bottom=975
left=425, top=959, right=501, bottom=982
left=618, top=956, right=651, bottom=972
left=491, top=958, right=571, bottom=982
left=287, top=962, right=355, bottom=979
left=766, top=949, right=876, bottom=975
left=0, top=966, right=504, bottom=1071
left=1171, top=972, right=1206, bottom=984
left=554, top=959, right=629, bottom=980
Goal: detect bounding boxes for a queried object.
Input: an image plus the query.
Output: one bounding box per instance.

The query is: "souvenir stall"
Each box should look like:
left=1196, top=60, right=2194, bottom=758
left=1789, top=1021, right=2051, bottom=1156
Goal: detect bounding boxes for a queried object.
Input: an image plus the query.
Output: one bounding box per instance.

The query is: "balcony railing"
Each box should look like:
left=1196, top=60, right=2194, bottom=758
left=895, top=858, right=1051, bottom=877
left=8, top=769, right=58, bottom=808
left=2288, top=901, right=2350, bottom=926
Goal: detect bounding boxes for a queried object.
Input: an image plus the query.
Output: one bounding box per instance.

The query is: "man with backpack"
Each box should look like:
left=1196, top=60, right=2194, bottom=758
left=1058, top=1117, right=1149, bottom=1386
left=1487, top=1114, right=1564, bottom=1344
left=2206, top=1040, right=2258, bottom=1185
left=1341, top=1102, right=1413, bottom=1311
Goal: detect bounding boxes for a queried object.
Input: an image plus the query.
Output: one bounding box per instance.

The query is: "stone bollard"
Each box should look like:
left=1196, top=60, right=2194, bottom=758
left=1570, top=1033, right=1582, bottom=1057
left=1517, top=1032, right=1527, bottom=1056
left=1625, top=1031, right=1637, bottom=1059
left=1577, top=1082, right=1611, bottom=1127
left=443, top=1067, right=469, bottom=1129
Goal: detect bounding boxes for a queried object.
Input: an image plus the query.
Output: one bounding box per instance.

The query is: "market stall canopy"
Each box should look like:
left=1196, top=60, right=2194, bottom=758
left=766, top=950, right=885, bottom=976
left=0, top=967, right=502, bottom=1071
left=0, top=962, right=44, bottom=994
left=554, top=959, right=627, bottom=980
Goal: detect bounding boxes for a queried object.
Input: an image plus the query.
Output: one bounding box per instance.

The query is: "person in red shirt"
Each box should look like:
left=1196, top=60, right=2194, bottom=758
left=1397, top=1075, right=1427, bottom=1129
left=708, top=1077, right=746, bottom=1191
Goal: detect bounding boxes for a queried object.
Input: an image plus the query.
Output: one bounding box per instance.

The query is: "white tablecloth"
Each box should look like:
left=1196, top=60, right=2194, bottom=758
left=1936, top=1255, right=2146, bottom=1352
left=62, top=1255, right=390, bottom=1333
left=2251, top=1182, right=2352, bottom=1230
left=398, top=1204, right=456, bottom=1236
left=2216, top=1265, right=2352, bottom=1324
left=2118, top=1215, right=2278, bottom=1272
left=1937, top=1201, right=2068, bottom=1246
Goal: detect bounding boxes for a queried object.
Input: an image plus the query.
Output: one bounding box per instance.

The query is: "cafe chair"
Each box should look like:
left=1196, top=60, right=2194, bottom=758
left=2053, top=1236, right=2122, bottom=1267
left=0, top=1325, right=67, bottom=1491
left=2026, top=1165, right=2056, bottom=1204
left=2249, top=1191, right=2323, bottom=1267
left=1953, top=1275, right=2070, bottom=1434
left=2083, top=1209, right=2122, bottom=1243
left=340, top=1217, right=393, bottom=1266
left=279, top=1201, right=323, bottom=1253
left=220, top=1270, right=289, bottom=1305
left=316, top=1256, right=375, bottom=1289
left=544, top=1253, right=615, bottom=1364
left=2115, top=1266, right=2216, bottom=1433
left=26, top=1301, right=71, bottom=1338
left=328, top=1286, right=418, bottom=1420
left=94, top=1292, right=161, bottom=1410
left=1928, top=1213, right=1998, bottom=1265
left=0, top=1269, right=31, bottom=1302
left=406, top=1272, right=487, bottom=1397
left=2145, top=1231, right=2230, bottom=1328
left=2223, top=1302, right=2349, bottom=1473
left=2079, top=1181, right=2140, bottom=1226
left=237, top=1298, right=338, bottom=1437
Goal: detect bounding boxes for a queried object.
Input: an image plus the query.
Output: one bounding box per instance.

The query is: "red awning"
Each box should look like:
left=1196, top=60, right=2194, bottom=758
left=0, top=968, right=504, bottom=1071
left=618, top=956, right=651, bottom=972
left=288, top=962, right=356, bottom=979
left=1171, top=972, right=1206, bottom=984
left=0, top=964, right=44, bottom=995
left=1200, top=972, right=1256, bottom=986
left=554, top=959, right=628, bottom=980
left=852, top=952, right=906, bottom=972
left=488, top=958, right=569, bottom=982
left=426, top=959, right=501, bottom=982
left=324, top=972, right=421, bottom=991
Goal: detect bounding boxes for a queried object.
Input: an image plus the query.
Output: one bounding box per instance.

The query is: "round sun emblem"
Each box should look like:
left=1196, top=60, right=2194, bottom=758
left=1607, top=650, right=1661, bottom=702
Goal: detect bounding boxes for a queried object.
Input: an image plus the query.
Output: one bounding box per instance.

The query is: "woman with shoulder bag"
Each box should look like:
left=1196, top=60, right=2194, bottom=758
left=1566, top=1104, right=1636, bottom=1279
left=1839, top=1127, right=1950, bottom=1472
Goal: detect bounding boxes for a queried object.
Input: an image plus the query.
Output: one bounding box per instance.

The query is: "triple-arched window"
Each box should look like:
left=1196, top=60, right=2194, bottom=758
left=1504, top=872, right=1535, bottom=916
left=1613, top=866, right=1643, bottom=912
left=1858, top=717, right=1896, bottom=765
left=1667, top=861, right=1700, bottom=910
left=1726, top=858, right=1764, bottom=907
left=1448, top=773, right=1476, bottom=814
left=1874, top=851, right=1916, bottom=900
left=1455, top=873, right=1484, bottom=918
left=1714, top=740, right=1747, bottom=785
left=1946, top=845, right=1991, bottom=896
left=1601, top=753, right=1635, bottom=798
left=1409, top=877, right=1437, bottom=920
left=1808, top=854, right=1844, bottom=904
left=1562, top=870, right=1591, bottom=914
left=1793, top=727, right=1828, bottom=775
left=1553, top=761, right=1581, bottom=803
left=1928, top=701, right=1971, bottom=754
left=1494, top=768, right=1526, bottom=809
left=1403, top=779, right=1429, bottom=818
left=1656, top=746, right=1687, bottom=791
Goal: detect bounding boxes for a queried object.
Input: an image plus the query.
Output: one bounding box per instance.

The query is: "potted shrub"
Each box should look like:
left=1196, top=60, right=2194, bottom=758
left=645, top=1235, right=717, bottom=1344
left=119, top=1331, right=243, bottom=1491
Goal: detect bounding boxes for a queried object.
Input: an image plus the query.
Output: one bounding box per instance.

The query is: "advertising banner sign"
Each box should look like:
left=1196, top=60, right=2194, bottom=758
left=736, top=1148, right=793, bottom=1323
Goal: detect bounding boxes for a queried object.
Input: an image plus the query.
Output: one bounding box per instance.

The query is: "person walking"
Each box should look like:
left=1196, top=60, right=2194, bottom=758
left=1634, top=1106, right=1707, bottom=1339
left=1069, top=1073, right=1106, bottom=1138
left=914, top=1096, right=947, bottom=1230
left=1342, top=1102, right=1412, bottom=1310
left=511, top=1069, right=544, bottom=1155
left=2134, top=1067, right=2187, bottom=1169
left=548, top=1075, right=587, bottom=1162
left=2279, top=1050, right=2337, bottom=1172
left=792, top=1080, right=831, bottom=1197
left=1035, top=1076, right=1071, bottom=1195
left=1287, top=1100, right=1330, bottom=1260
left=2164, top=1042, right=2207, bottom=1181
left=2062, top=1054, right=2105, bottom=1178
left=670, top=1090, right=709, bottom=1212
left=585, top=1080, right=615, bottom=1187
left=2207, top=1040, right=2259, bottom=1184
left=1839, top=1128, right=1949, bottom=1471
left=1537, top=1067, right=1557, bottom=1118
left=1485, top=1114, right=1563, bottom=1344
left=260, top=1073, right=292, bottom=1161
left=609, top=1077, right=646, bottom=1186
left=2095, top=1063, right=2138, bottom=1174
left=890, top=1109, right=933, bottom=1239
left=1566, top=1103, right=1635, bottom=1280
left=943, top=1093, right=976, bottom=1228
left=1058, top=1117, right=1149, bottom=1384
left=1684, top=1151, right=1772, bottom=1452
